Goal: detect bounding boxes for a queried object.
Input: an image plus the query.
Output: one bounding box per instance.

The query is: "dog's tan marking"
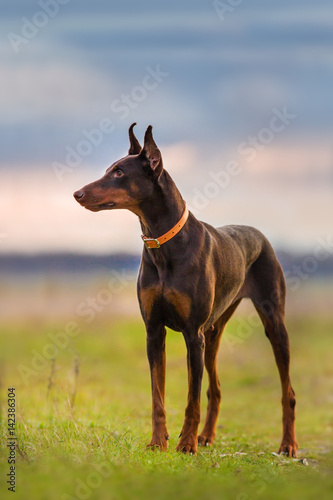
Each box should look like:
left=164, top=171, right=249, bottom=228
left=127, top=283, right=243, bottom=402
left=164, top=288, right=192, bottom=319
left=139, top=285, right=161, bottom=320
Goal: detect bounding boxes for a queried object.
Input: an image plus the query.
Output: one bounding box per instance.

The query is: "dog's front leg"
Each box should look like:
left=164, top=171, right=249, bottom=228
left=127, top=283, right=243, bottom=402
left=177, top=330, right=205, bottom=454
left=146, top=324, right=169, bottom=451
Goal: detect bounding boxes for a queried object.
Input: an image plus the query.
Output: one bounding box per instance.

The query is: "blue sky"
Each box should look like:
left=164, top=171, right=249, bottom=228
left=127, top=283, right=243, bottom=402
left=1, top=0, right=333, bottom=253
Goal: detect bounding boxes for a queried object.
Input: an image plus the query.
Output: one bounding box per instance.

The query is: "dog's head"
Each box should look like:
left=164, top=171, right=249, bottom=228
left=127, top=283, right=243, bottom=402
left=73, top=124, right=164, bottom=212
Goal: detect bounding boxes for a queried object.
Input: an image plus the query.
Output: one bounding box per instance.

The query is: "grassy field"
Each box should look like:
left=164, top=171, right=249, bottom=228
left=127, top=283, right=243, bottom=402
left=0, top=281, right=332, bottom=499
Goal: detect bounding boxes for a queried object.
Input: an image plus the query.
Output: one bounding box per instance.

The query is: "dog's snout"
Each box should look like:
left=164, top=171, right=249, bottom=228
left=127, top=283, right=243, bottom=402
left=74, top=190, right=84, bottom=201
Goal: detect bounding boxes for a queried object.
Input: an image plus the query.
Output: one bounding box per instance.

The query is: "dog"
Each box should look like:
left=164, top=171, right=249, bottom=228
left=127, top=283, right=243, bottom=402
left=74, top=123, right=298, bottom=456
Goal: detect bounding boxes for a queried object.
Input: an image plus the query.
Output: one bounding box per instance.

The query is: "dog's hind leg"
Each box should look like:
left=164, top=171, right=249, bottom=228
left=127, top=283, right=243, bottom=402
left=249, top=245, right=298, bottom=457
left=198, top=299, right=242, bottom=447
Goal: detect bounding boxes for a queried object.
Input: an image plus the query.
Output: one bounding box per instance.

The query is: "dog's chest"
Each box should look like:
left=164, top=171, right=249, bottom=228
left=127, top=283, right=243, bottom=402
left=139, top=282, right=195, bottom=330
left=161, top=287, right=192, bottom=331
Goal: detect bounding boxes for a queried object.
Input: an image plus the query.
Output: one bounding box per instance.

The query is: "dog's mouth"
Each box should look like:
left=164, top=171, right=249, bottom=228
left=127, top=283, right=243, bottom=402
left=83, top=202, right=116, bottom=212
left=74, top=190, right=117, bottom=211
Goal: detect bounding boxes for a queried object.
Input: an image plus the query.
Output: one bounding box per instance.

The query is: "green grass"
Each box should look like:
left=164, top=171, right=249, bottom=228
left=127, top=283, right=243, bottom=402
left=0, top=310, right=332, bottom=499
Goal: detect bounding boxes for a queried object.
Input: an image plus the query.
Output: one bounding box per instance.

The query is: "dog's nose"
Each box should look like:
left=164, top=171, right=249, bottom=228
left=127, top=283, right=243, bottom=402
left=74, top=190, right=84, bottom=201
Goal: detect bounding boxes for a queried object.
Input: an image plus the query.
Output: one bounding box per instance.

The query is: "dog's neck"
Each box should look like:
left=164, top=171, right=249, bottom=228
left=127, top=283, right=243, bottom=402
left=135, top=170, right=186, bottom=240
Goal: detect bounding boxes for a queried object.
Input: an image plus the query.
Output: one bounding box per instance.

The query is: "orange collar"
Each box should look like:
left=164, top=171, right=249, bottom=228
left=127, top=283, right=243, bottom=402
left=141, top=204, right=189, bottom=249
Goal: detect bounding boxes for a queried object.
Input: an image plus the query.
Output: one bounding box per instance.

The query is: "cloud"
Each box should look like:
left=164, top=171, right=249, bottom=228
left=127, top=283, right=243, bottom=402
left=0, top=168, right=142, bottom=254
left=1, top=0, right=332, bottom=253
left=1, top=138, right=332, bottom=255
left=162, top=142, right=198, bottom=174
left=0, top=60, right=117, bottom=125
left=243, top=144, right=333, bottom=183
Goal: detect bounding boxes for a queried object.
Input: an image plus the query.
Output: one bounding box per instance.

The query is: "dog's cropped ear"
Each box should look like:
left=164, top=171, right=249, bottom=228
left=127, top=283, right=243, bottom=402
left=139, top=125, right=163, bottom=178
left=128, top=123, right=142, bottom=155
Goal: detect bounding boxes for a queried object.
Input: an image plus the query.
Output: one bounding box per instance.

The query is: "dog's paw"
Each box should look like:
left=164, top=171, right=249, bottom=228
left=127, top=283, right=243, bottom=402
left=146, top=434, right=169, bottom=452
left=176, top=438, right=197, bottom=455
left=198, top=434, right=214, bottom=447
left=278, top=440, right=298, bottom=458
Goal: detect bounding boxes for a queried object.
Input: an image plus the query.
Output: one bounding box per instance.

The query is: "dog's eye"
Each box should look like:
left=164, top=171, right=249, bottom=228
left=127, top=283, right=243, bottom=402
left=115, top=169, right=123, bottom=177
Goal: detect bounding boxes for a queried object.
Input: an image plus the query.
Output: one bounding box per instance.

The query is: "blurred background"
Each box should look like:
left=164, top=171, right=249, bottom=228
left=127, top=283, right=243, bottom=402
left=1, top=0, right=333, bottom=252
left=0, top=1, right=332, bottom=332
left=1, top=0, right=332, bottom=321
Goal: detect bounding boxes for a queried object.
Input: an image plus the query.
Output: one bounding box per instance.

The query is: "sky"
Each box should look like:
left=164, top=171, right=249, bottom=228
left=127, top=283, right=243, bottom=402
left=1, top=0, right=333, bottom=254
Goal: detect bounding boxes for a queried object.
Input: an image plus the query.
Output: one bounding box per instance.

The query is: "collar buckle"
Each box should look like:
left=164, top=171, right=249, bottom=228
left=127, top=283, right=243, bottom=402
left=141, top=236, right=161, bottom=249
left=140, top=203, right=188, bottom=249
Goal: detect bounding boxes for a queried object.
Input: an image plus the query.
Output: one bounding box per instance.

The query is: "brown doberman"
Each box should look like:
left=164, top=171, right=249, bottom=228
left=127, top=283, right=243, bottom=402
left=74, top=124, right=298, bottom=457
